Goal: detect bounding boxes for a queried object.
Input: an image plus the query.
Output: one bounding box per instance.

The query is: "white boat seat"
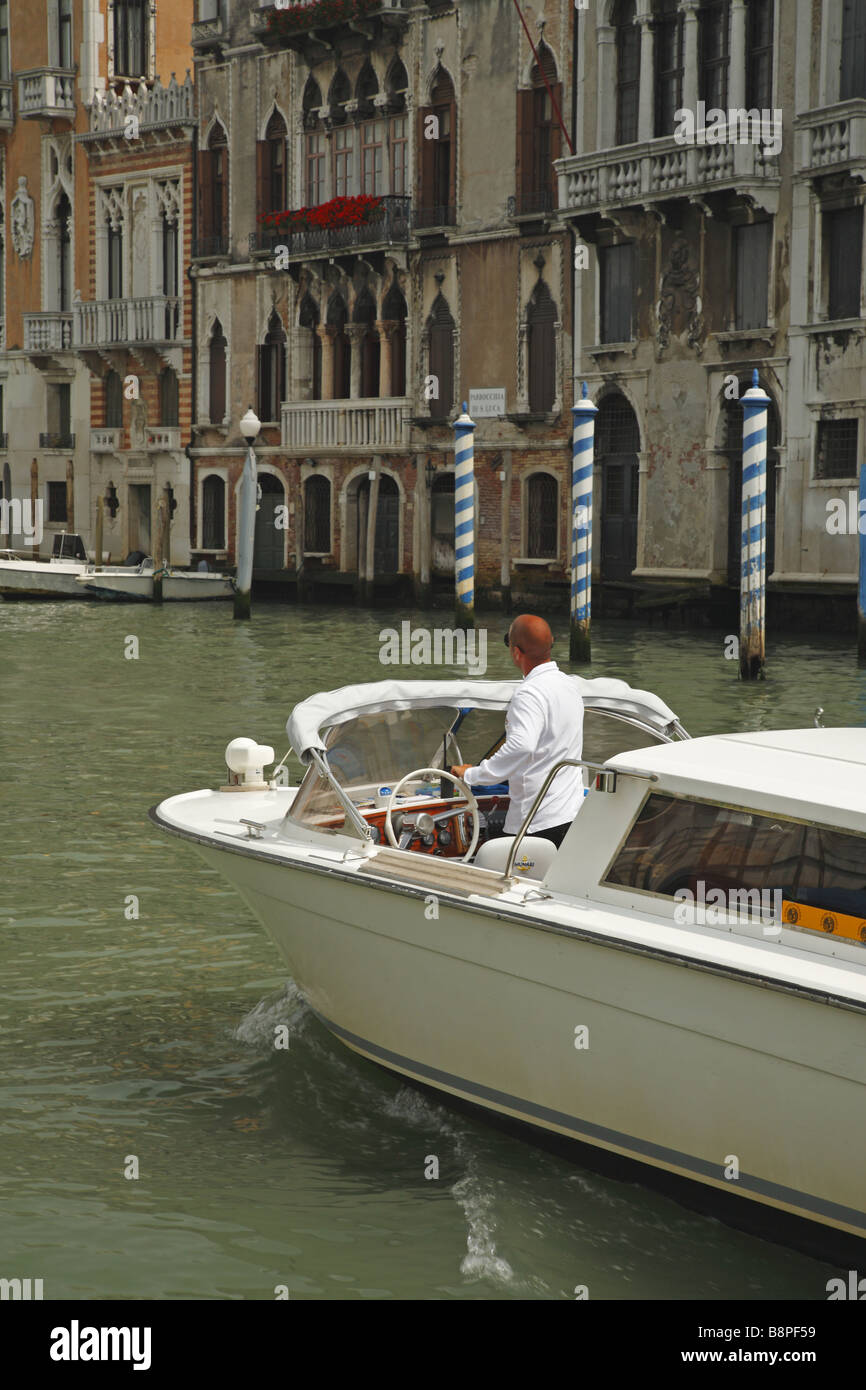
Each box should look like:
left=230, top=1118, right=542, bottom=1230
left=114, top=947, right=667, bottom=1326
left=473, top=835, right=558, bottom=880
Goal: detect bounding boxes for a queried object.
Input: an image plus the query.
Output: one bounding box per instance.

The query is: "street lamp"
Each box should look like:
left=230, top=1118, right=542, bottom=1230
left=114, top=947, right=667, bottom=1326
left=240, top=406, right=261, bottom=446
left=425, top=458, right=436, bottom=491
left=234, top=406, right=261, bottom=620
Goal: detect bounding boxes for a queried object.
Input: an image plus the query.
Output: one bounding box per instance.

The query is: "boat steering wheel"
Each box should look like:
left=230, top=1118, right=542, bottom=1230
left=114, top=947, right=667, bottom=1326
left=384, top=768, right=480, bottom=862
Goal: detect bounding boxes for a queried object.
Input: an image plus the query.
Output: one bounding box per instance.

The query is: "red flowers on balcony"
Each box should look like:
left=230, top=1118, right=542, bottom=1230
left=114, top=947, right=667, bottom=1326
left=266, top=0, right=382, bottom=37
left=258, top=194, right=385, bottom=232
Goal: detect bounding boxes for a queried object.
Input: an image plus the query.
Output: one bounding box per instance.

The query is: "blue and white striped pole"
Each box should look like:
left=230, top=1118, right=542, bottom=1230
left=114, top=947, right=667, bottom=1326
left=739, top=369, right=770, bottom=678
left=858, top=462, right=866, bottom=662
left=453, top=401, right=475, bottom=628
left=570, top=382, right=598, bottom=663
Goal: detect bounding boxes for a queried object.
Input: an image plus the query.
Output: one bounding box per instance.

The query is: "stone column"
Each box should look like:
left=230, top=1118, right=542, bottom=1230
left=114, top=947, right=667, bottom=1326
left=317, top=325, right=334, bottom=401
left=347, top=323, right=365, bottom=400
left=681, top=1, right=700, bottom=115
left=729, top=0, right=747, bottom=113
left=597, top=25, right=617, bottom=149
left=637, top=6, right=655, bottom=143
left=376, top=319, right=397, bottom=399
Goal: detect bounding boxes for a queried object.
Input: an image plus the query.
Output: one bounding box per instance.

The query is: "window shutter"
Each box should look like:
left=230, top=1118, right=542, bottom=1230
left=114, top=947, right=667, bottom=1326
left=256, top=140, right=268, bottom=217
left=515, top=89, right=533, bottom=209
left=447, top=99, right=457, bottom=213
left=549, top=82, right=562, bottom=173
left=198, top=150, right=213, bottom=238
left=417, top=104, right=435, bottom=211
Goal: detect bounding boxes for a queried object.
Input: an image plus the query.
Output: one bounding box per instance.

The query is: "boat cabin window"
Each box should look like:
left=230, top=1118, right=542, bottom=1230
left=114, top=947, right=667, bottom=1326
left=604, top=792, right=866, bottom=926
left=288, top=706, right=479, bottom=832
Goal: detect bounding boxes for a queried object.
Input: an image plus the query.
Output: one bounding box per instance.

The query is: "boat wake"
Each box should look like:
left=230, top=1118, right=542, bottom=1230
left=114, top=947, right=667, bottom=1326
left=383, top=1085, right=518, bottom=1287
left=234, top=990, right=521, bottom=1287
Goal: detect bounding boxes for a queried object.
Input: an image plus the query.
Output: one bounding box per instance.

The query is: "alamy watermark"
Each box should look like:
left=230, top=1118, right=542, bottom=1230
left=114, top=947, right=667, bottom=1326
left=379, top=621, right=488, bottom=676
left=0, top=498, right=43, bottom=546
left=674, top=880, right=782, bottom=929
left=674, top=103, right=782, bottom=157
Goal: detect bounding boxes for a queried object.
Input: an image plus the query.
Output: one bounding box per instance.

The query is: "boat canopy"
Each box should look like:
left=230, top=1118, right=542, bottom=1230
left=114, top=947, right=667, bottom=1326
left=287, top=676, right=682, bottom=764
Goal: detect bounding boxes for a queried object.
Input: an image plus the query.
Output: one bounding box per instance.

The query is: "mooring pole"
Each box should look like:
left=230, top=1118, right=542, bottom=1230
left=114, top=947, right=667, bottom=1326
left=153, top=494, right=169, bottom=604
left=858, top=462, right=866, bottom=663
left=93, top=494, right=104, bottom=567
left=739, top=369, right=770, bottom=680
left=234, top=408, right=261, bottom=621
left=453, top=401, right=476, bottom=629
left=570, top=382, right=598, bottom=664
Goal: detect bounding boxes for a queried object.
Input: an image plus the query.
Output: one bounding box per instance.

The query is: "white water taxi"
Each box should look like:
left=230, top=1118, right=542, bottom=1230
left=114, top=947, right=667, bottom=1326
left=0, top=531, right=234, bottom=601
left=0, top=532, right=91, bottom=598
left=75, top=565, right=234, bottom=601
left=151, top=676, right=866, bottom=1255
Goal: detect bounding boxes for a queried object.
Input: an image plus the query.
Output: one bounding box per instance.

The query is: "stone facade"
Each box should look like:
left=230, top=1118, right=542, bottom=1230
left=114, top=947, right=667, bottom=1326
left=558, top=0, right=866, bottom=625
left=0, top=0, right=194, bottom=564
left=190, top=0, right=575, bottom=605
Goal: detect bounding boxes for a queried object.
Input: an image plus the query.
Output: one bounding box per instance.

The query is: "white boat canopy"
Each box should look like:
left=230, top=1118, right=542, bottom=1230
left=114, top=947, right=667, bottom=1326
left=287, top=676, right=682, bottom=764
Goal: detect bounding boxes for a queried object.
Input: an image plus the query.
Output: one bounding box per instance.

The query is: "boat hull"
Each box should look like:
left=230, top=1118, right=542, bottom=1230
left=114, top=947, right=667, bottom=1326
left=195, top=839, right=866, bottom=1246
left=0, top=561, right=87, bottom=598
left=77, top=572, right=234, bottom=601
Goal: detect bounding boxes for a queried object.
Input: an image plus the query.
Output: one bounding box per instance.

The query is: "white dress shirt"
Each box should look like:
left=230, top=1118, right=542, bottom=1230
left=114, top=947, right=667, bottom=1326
left=464, top=661, right=584, bottom=834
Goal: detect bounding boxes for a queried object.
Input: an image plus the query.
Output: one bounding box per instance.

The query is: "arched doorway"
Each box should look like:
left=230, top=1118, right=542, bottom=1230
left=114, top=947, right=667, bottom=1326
left=356, top=473, right=399, bottom=574
left=722, top=386, right=778, bottom=585
left=596, top=393, right=640, bottom=581
left=253, top=472, right=285, bottom=571
left=430, top=470, right=455, bottom=575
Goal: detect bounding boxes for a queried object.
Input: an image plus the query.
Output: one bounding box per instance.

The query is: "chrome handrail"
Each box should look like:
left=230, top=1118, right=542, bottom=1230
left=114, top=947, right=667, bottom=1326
left=503, top=757, right=659, bottom=881
left=309, top=748, right=372, bottom=841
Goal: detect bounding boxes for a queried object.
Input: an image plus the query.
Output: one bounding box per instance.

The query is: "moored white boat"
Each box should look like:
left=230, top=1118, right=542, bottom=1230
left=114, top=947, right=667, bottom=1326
left=0, top=533, right=90, bottom=598
left=76, top=566, right=234, bottom=601
left=151, top=676, right=866, bottom=1254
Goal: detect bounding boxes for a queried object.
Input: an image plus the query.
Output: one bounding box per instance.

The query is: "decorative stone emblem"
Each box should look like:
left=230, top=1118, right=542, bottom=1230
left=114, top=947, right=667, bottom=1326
left=656, top=232, right=704, bottom=350
left=11, top=176, right=35, bottom=259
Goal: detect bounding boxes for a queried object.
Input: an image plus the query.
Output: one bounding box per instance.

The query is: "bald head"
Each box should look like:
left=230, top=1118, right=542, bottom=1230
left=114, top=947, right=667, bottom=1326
left=508, top=614, right=553, bottom=670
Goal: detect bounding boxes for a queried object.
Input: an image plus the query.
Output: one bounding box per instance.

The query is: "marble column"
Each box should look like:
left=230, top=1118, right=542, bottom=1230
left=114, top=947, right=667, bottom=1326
left=317, top=325, right=334, bottom=401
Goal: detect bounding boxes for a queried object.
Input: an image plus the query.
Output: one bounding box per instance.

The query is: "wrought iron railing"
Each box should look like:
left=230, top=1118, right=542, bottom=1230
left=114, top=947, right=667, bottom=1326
left=249, top=195, right=410, bottom=257
left=39, top=432, right=76, bottom=449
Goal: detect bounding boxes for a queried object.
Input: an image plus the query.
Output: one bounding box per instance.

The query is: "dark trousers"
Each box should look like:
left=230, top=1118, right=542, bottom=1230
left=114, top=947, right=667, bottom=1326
left=486, top=821, right=571, bottom=848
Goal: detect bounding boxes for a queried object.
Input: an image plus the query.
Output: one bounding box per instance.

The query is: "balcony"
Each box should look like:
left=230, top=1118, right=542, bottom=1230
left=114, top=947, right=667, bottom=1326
left=40, top=432, right=76, bottom=450
left=191, top=16, right=225, bottom=54
left=281, top=397, right=409, bottom=450
left=508, top=189, right=555, bottom=220
left=74, top=297, right=184, bottom=349
left=250, top=195, right=410, bottom=266
left=91, top=429, right=121, bottom=453
left=17, top=67, right=75, bottom=120
left=414, top=204, right=456, bottom=232
left=557, top=132, right=781, bottom=220
left=0, top=81, right=12, bottom=128
left=796, top=101, right=866, bottom=179
left=24, top=312, right=74, bottom=355
left=80, top=73, right=195, bottom=144
left=251, top=1, right=408, bottom=55
left=146, top=427, right=181, bottom=452
left=192, top=233, right=229, bottom=259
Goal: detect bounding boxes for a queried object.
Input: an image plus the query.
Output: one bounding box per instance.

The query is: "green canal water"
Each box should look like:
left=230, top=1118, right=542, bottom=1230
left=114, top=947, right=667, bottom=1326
left=2, top=599, right=866, bottom=1301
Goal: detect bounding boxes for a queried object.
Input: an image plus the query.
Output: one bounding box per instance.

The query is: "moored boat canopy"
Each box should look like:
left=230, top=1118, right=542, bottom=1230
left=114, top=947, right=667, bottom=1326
left=287, top=676, right=683, bottom=763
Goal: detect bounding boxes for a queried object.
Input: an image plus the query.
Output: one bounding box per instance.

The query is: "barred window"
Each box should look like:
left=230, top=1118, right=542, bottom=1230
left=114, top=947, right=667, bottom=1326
left=815, top=420, right=859, bottom=480
left=527, top=473, right=558, bottom=558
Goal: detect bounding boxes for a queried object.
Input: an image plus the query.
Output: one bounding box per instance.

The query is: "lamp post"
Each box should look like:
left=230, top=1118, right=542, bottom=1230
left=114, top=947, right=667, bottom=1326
left=235, top=406, right=260, bottom=621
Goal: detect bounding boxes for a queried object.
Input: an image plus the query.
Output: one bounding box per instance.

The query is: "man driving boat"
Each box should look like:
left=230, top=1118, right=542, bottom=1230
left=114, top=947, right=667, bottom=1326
left=451, top=613, right=584, bottom=849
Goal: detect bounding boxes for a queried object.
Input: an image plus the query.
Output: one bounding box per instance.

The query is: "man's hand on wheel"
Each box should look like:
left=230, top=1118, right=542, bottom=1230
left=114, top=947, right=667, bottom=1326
left=450, top=764, right=473, bottom=780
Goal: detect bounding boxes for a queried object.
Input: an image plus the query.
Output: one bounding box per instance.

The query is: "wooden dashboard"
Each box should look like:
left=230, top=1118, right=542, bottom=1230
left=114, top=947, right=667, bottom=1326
left=319, top=794, right=509, bottom=857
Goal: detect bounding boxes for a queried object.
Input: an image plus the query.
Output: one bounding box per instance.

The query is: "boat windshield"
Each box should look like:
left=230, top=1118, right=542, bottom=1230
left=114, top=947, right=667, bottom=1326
left=288, top=705, right=506, bottom=831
